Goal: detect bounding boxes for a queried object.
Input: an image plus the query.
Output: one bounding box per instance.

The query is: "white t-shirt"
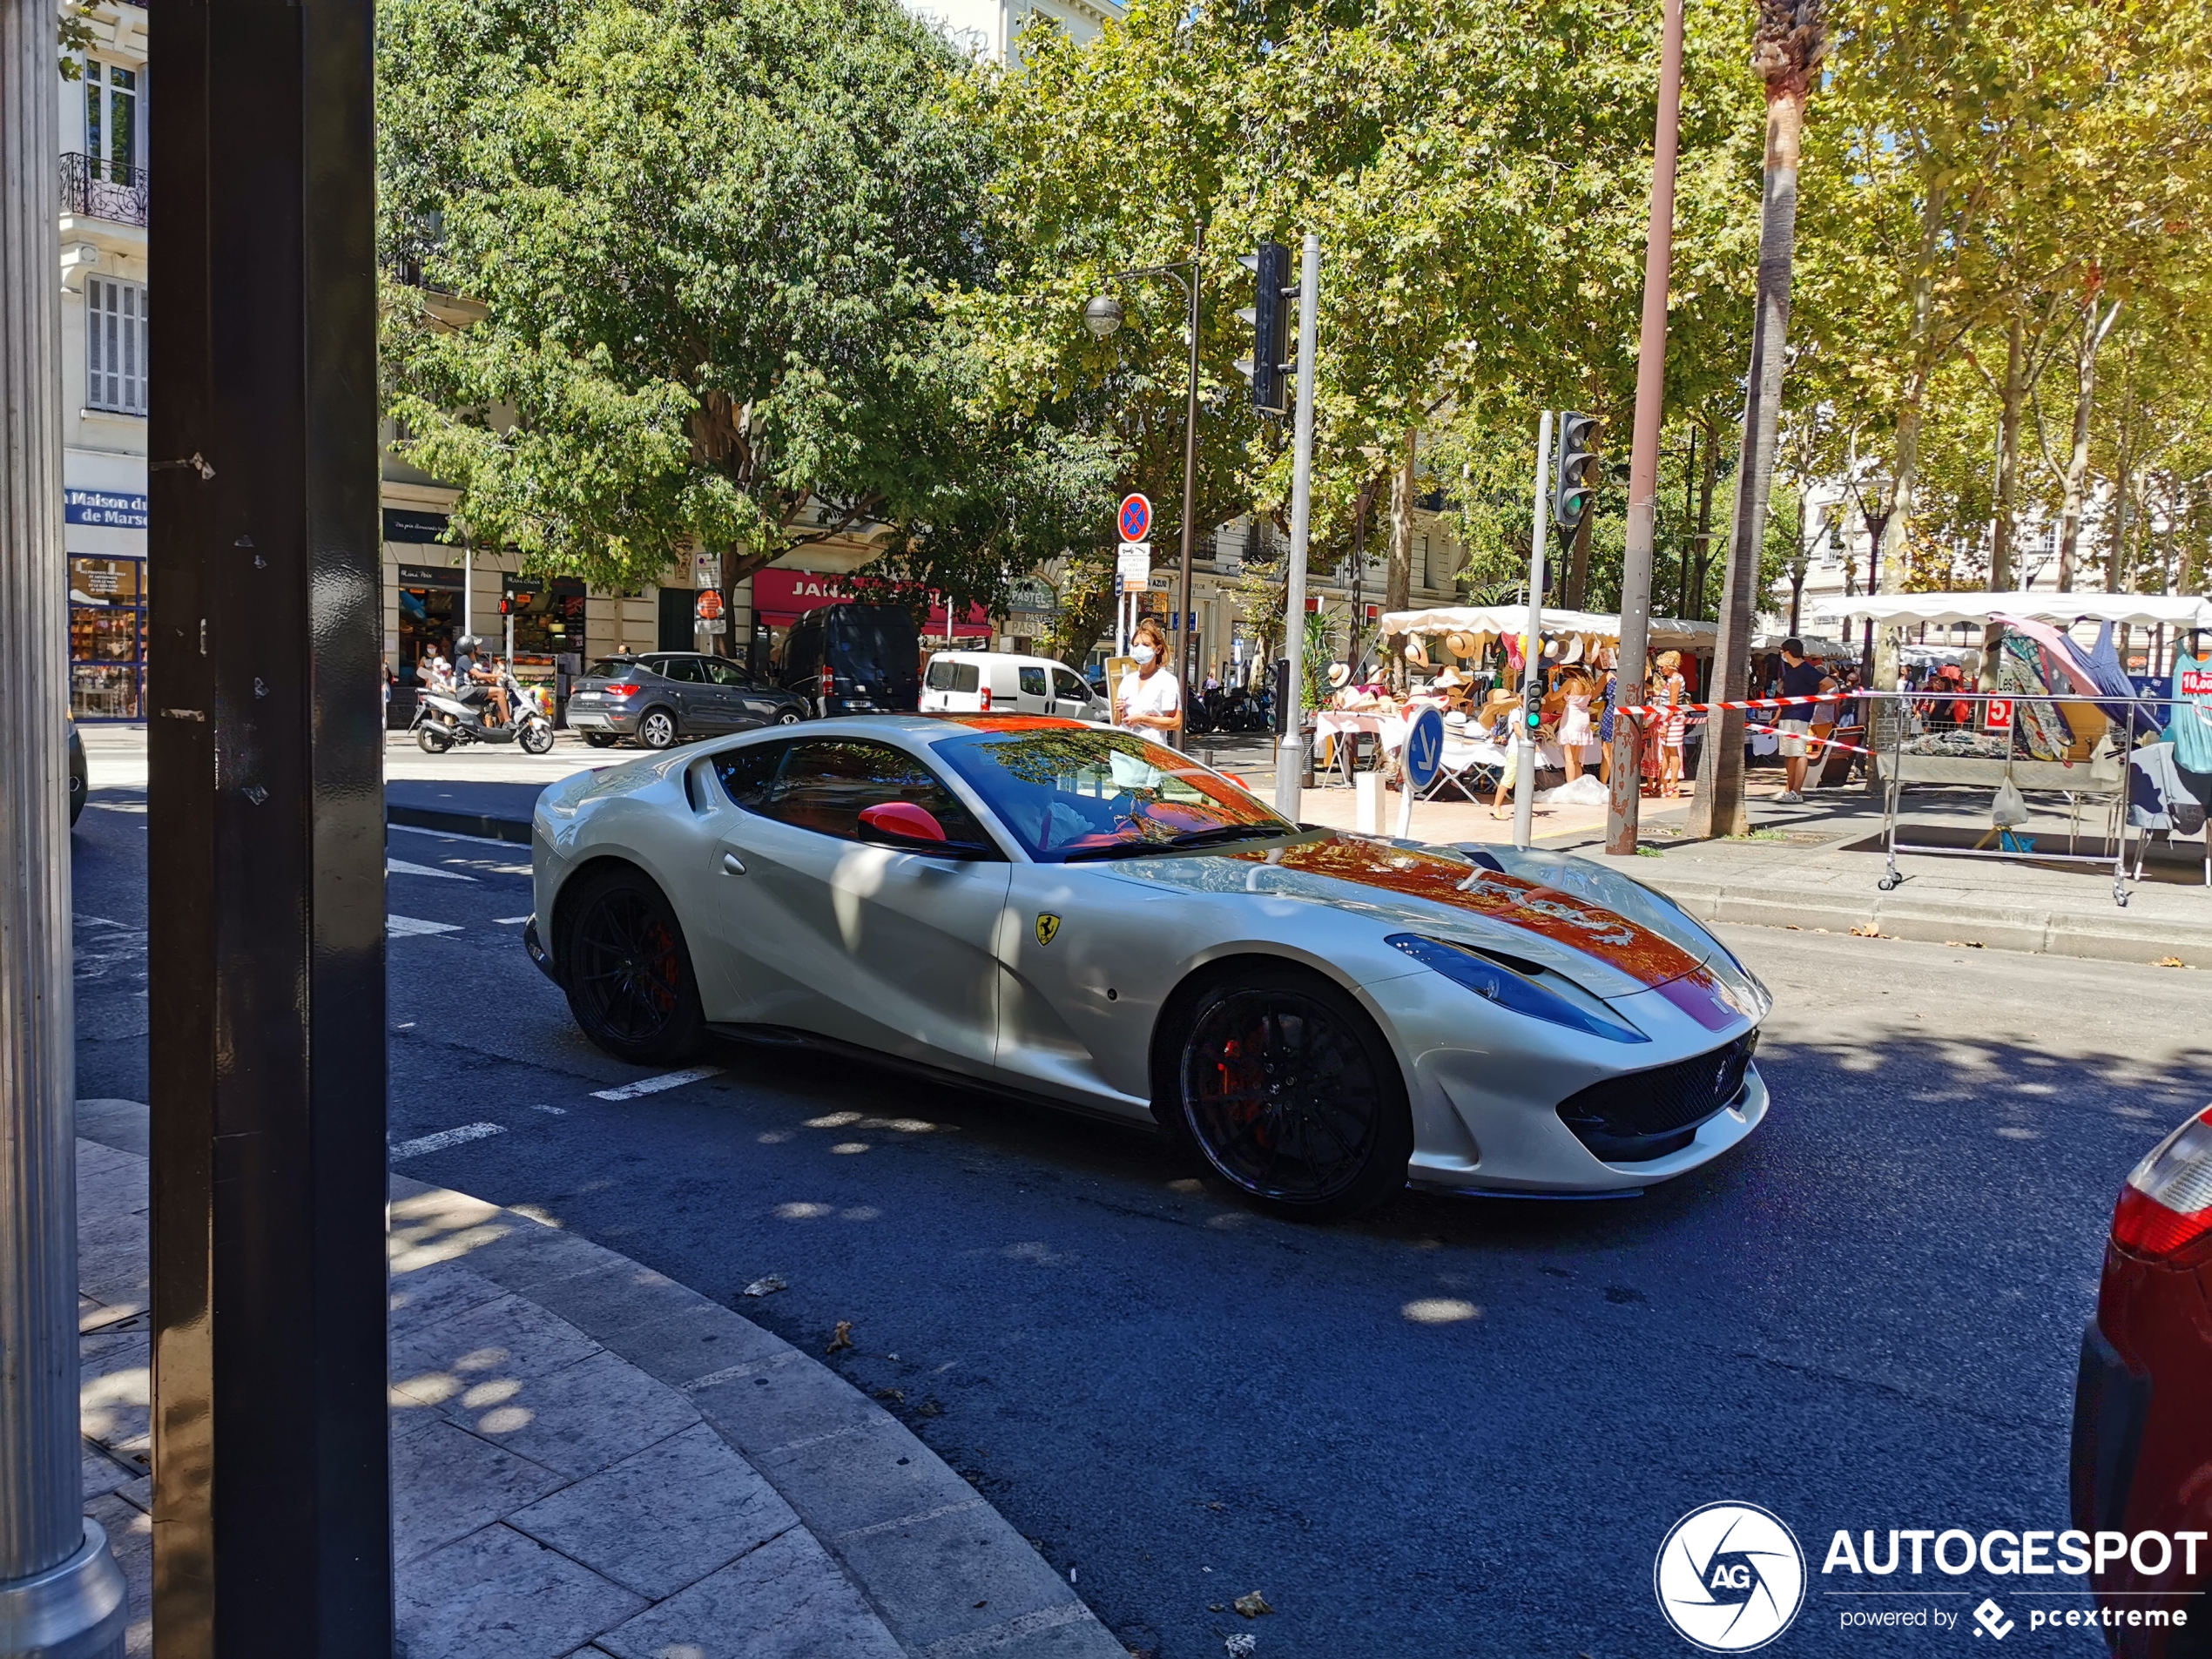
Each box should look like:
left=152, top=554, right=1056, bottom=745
left=1117, top=665, right=1182, bottom=728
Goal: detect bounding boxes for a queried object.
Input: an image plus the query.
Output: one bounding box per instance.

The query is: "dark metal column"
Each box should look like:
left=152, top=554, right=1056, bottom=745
left=146, top=0, right=391, bottom=1652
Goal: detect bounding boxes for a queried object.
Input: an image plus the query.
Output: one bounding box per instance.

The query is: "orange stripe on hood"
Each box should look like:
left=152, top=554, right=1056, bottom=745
left=1269, top=836, right=1706, bottom=991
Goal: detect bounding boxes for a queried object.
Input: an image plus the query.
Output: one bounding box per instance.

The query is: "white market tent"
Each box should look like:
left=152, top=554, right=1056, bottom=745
left=1814, top=590, right=2212, bottom=631
left=1373, top=604, right=1721, bottom=652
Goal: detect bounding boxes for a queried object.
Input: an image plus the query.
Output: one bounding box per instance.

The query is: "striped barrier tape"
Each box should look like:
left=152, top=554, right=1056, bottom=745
left=1616, top=691, right=1871, bottom=720
left=1741, top=718, right=1877, bottom=758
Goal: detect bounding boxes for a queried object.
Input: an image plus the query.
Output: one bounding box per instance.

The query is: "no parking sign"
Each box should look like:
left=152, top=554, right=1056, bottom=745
left=1117, top=494, right=1152, bottom=543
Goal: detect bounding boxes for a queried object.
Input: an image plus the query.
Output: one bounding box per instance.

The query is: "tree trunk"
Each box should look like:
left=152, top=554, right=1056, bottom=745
left=2107, top=355, right=2138, bottom=592
left=1991, top=306, right=2025, bottom=592
left=2056, top=300, right=2120, bottom=591
left=1386, top=428, right=1415, bottom=686
left=1880, top=180, right=1946, bottom=588
left=1690, top=76, right=1806, bottom=840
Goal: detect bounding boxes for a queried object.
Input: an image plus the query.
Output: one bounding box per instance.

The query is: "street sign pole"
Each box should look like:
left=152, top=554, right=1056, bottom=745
left=1514, top=412, right=1554, bottom=850
left=1174, top=223, right=1204, bottom=750
left=0, top=2, right=130, bottom=1647
left=1275, top=233, right=1320, bottom=822
left=147, top=0, right=395, bottom=1650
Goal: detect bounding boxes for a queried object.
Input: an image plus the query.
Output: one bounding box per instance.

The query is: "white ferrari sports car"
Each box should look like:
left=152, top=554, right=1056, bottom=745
left=526, top=715, right=1771, bottom=1220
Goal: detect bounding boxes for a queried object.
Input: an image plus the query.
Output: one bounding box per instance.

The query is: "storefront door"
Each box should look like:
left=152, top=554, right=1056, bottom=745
left=70, top=555, right=145, bottom=719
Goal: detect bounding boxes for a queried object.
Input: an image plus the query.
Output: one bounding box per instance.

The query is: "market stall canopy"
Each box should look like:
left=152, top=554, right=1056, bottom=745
left=1815, top=591, right=2212, bottom=631
left=1373, top=604, right=1720, bottom=651
left=1751, top=632, right=1851, bottom=658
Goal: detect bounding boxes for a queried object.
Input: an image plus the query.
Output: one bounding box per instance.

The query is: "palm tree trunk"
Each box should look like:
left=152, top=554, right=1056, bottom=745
left=1690, top=72, right=1808, bottom=839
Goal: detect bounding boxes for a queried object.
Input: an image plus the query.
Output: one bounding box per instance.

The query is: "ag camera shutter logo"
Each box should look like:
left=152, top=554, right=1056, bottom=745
left=1655, top=1502, right=1806, bottom=1651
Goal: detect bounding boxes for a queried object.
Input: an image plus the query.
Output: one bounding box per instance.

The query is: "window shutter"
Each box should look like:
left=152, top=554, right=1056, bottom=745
left=85, top=278, right=148, bottom=414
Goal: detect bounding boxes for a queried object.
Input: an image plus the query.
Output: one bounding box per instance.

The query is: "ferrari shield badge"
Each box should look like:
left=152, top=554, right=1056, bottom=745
left=1035, top=913, right=1061, bottom=947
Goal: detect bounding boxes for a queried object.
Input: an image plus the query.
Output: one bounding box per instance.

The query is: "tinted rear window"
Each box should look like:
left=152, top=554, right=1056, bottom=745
left=583, top=660, right=632, bottom=679
left=828, top=617, right=918, bottom=685
left=927, top=659, right=980, bottom=693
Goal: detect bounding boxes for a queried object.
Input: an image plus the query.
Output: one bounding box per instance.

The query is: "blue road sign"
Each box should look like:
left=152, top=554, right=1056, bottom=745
left=1403, top=706, right=1446, bottom=792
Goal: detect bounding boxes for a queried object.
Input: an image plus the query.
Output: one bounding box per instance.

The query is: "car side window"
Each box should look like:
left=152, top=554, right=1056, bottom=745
left=1052, top=669, right=1089, bottom=702
left=703, top=660, right=749, bottom=686
left=712, top=741, right=789, bottom=809
left=661, top=658, right=706, bottom=684
left=752, top=739, right=993, bottom=851
left=1018, top=666, right=1048, bottom=698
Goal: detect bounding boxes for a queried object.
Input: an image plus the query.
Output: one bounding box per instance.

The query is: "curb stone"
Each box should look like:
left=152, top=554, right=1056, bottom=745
left=73, top=1100, right=1123, bottom=1659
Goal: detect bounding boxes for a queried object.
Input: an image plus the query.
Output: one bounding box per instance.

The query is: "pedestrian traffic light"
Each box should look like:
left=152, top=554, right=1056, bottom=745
left=1521, top=669, right=1544, bottom=737
left=1236, top=241, right=1293, bottom=415
left=1554, top=412, right=1599, bottom=535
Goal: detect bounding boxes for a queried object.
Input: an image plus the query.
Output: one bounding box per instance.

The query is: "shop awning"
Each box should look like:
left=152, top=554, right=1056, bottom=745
left=1813, top=590, right=2212, bottom=630
left=1372, top=604, right=1720, bottom=651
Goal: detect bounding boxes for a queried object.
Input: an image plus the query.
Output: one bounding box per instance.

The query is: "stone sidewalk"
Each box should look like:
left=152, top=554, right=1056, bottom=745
left=73, top=1099, right=1123, bottom=1659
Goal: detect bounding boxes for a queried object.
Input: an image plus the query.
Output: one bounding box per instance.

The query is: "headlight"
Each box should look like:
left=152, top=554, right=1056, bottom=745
left=1386, top=934, right=1649, bottom=1045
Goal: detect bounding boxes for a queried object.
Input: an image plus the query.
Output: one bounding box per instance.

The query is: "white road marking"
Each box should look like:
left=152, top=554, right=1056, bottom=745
left=493, top=916, right=531, bottom=925
left=388, top=823, right=531, bottom=852
left=388, top=914, right=462, bottom=937
left=388, top=1122, right=505, bottom=1161
left=590, top=1066, right=724, bottom=1102
left=532, top=1104, right=568, bottom=1116
left=90, top=801, right=146, bottom=813
left=387, top=858, right=476, bottom=881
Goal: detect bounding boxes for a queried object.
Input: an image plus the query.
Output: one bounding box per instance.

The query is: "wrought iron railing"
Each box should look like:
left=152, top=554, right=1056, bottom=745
left=61, top=153, right=149, bottom=226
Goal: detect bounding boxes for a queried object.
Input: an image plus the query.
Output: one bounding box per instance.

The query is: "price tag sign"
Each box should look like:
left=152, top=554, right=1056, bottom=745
left=1983, top=698, right=2013, bottom=733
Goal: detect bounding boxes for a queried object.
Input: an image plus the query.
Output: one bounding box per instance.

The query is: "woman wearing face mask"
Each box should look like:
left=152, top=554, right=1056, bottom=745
left=1116, top=617, right=1184, bottom=735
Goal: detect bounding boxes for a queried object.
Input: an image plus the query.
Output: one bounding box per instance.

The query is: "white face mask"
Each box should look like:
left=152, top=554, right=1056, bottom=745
left=1133, top=644, right=1157, bottom=664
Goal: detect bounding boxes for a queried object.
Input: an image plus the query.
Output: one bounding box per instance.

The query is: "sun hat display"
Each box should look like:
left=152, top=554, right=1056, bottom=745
left=1434, top=667, right=1467, bottom=690
left=1403, top=638, right=1433, bottom=668
left=1328, top=662, right=1352, bottom=689
left=1444, top=709, right=1471, bottom=732
left=1444, top=631, right=1478, bottom=660
left=1561, top=635, right=1583, bottom=665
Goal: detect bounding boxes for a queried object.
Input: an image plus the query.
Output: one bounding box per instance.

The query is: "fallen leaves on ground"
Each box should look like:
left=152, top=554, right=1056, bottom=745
left=1850, top=923, right=1881, bottom=937
left=826, top=1319, right=853, bottom=1354
left=2155, top=956, right=2191, bottom=968
left=873, top=1387, right=905, bottom=1404
left=1944, top=941, right=1985, bottom=949
left=742, top=1275, right=786, bottom=1298
left=1224, top=1635, right=1258, bottom=1657
left=1234, top=1591, right=1273, bottom=1618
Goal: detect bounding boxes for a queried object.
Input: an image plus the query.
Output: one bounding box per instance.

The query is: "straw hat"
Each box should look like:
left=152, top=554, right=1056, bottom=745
left=1444, top=631, right=1478, bottom=660
left=1480, top=686, right=1519, bottom=714
left=1541, top=637, right=1561, bottom=659
left=1403, top=638, right=1433, bottom=668
left=1327, top=662, right=1352, bottom=689
left=1444, top=709, right=1471, bottom=733
left=1561, top=635, right=1583, bottom=665
left=1433, top=667, right=1467, bottom=691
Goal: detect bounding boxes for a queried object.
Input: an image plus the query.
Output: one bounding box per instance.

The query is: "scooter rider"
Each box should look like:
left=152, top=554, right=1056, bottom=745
left=470, top=648, right=513, bottom=727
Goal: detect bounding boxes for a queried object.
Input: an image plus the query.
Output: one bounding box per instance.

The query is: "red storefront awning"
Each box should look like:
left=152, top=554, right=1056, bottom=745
left=751, top=569, right=990, bottom=637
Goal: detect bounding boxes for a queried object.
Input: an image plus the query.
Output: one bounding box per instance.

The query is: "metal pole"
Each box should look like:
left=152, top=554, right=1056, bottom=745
left=0, top=0, right=132, bottom=1644
left=147, top=0, right=393, bottom=1650
left=1514, top=412, right=1553, bottom=848
left=1275, top=233, right=1320, bottom=822
left=1176, top=233, right=1204, bottom=747
left=1608, top=0, right=1687, bottom=856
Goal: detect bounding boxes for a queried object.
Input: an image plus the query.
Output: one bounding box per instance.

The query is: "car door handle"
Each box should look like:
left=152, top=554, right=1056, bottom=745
left=721, top=852, right=746, bottom=876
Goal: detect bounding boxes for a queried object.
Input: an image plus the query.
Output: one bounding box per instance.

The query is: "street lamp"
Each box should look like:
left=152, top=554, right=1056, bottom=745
left=1084, top=233, right=1205, bottom=737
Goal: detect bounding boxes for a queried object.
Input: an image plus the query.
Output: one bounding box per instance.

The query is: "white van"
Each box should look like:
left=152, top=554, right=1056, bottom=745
left=920, top=651, right=1103, bottom=720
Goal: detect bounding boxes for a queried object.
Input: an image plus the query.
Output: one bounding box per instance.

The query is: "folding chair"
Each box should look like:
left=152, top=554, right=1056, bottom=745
left=1420, top=738, right=1502, bottom=805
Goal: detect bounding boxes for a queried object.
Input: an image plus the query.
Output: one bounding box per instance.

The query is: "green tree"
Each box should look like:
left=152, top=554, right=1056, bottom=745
left=377, top=0, right=1115, bottom=630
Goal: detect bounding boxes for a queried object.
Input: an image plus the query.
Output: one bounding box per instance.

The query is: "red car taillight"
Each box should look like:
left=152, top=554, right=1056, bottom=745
left=980, top=687, right=992, bottom=711
left=819, top=665, right=835, bottom=700
left=603, top=683, right=639, bottom=698
left=2112, top=1105, right=2212, bottom=1259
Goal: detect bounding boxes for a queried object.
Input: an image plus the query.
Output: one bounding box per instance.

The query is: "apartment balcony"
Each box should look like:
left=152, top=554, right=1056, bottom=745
left=61, top=153, right=148, bottom=227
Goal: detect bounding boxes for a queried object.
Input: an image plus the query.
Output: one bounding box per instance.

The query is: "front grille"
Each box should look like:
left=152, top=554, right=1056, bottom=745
left=1556, top=1031, right=1757, bottom=1163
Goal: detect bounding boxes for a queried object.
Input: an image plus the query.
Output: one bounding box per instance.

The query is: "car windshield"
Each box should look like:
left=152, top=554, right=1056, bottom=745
left=830, top=614, right=918, bottom=685
left=931, top=727, right=1294, bottom=861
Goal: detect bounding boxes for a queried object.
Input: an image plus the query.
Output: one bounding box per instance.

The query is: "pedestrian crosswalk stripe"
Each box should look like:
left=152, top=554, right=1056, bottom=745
left=388, top=914, right=462, bottom=936
left=590, top=1066, right=724, bottom=1102
left=389, top=1122, right=505, bottom=1161
left=388, top=858, right=476, bottom=881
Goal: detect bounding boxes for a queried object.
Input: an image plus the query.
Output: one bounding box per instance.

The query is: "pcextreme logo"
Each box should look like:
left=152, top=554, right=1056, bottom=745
left=1656, top=1502, right=1808, bottom=1652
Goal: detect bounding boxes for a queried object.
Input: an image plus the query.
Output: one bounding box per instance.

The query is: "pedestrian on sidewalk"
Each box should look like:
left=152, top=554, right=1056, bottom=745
left=1652, top=651, right=1688, bottom=799
left=1115, top=617, right=1184, bottom=737
left=1773, top=637, right=1823, bottom=802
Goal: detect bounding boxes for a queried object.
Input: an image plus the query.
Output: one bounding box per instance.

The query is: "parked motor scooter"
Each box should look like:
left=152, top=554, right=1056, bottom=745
left=411, top=665, right=556, bottom=755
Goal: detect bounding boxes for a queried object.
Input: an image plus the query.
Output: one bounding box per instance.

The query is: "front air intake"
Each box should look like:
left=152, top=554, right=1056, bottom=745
left=1555, top=1031, right=1757, bottom=1163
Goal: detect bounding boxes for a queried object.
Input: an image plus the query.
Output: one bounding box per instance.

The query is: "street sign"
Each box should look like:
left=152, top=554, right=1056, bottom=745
left=1403, top=706, right=1446, bottom=791
left=1116, top=541, right=1150, bottom=584
left=696, top=619, right=728, bottom=636
left=691, top=550, right=721, bottom=590
left=695, top=588, right=725, bottom=621
left=1118, top=494, right=1153, bottom=543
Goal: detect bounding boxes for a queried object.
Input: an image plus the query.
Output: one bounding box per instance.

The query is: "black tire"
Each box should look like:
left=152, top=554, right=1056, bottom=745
left=416, top=725, right=452, bottom=754
left=635, top=707, right=678, bottom=750
left=557, top=867, right=706, bottom=1065
left=583, top=732, right=620, bottom=748
left=1163, top=963, right=1413, bottom=1222
left=519, top=722, right=555, bottom=756
left=776, top=709, right=803, bottom=725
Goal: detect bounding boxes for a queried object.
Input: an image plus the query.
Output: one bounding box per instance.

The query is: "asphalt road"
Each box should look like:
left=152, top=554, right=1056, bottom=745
left=73, top=780, right=2207, bottom=1657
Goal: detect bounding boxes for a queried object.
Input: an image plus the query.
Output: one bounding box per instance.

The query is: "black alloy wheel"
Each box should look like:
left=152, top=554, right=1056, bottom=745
left=1173, top=966, right=1413, bottom=1221
left=776, top=709, right=804, bottom=725
left=560, top=869, right=705, bottom=1064
left=636, top=707, right=678, bottom=750
left=582, top=731, right=620, bottom=748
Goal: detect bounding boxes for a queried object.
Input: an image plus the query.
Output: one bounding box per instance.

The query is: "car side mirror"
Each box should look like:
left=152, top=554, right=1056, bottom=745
left=858, top=801, right=948, bottom=846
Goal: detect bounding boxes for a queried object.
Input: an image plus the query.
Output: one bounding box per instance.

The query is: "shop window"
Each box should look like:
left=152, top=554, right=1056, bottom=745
left=87, top=277, right=149, bottom=415
left=69, top=556, right=145, bottom=720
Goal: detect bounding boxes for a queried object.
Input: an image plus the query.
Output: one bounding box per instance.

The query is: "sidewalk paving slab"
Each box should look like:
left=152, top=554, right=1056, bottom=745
left=73, top=1099, right=1125, bottom=1659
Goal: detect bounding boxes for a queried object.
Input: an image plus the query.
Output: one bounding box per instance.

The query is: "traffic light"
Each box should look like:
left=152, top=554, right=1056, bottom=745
left=1554, top=411, right=1599, bottom=535
left=1521, top=667, right=1544, bottom=738
left=1236, top=241, right=1293, bottom=415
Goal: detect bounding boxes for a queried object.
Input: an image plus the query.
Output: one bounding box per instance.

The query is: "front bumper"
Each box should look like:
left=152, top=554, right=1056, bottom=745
left=523, top=914, right=559, bottom=985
